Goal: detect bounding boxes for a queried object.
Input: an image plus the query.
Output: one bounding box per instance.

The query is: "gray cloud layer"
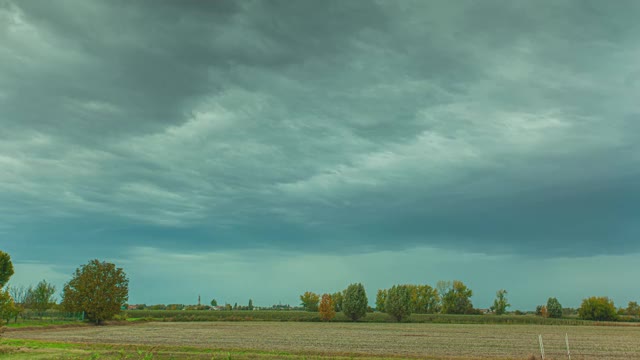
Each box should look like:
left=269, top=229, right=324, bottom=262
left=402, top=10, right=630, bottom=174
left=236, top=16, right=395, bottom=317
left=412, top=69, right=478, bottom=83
left=2, top=0, right=640, bottom=263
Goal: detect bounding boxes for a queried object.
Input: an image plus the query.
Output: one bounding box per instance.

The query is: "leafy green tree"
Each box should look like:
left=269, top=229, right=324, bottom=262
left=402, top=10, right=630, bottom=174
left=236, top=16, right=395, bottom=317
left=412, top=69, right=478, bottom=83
left=61, top=259, right=129, bottom=325
left=578, top=296, right=618, bottom=321
left=0, top=251, right=14, bottom=329
left=375, top=289, right=387, bottom=312
left=491, top=289, right=510, bottom=315
left=342, top=283, right=368, bottom=321
left=0, top=288, right=19, bottom=325
left=300, top=291, right=320, bottom=312
left=0, top=251, right=14, bottom=288
left=440, top=280, right=473, bottom=314
left=26, top=280, right=56, bottom=316
left=318, top=293, right=336, bottom=321
left=248, top=299, right=254, bottom=310
left=546, top=297, right=563, bottom=318
left=412, top=285, right=440, bottom=314
left=210, top=299, right=218, bottom=307
left=385, top=285, right=412, bottom=321
left=331, top=291, right=344, bottom=312
left=627, top=301, right=640, bottom=317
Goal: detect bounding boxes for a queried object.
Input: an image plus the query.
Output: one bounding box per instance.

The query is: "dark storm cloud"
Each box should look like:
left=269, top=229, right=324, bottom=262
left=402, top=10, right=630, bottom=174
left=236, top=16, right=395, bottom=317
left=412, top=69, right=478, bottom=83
left=2, top=0, right=640, bottom=264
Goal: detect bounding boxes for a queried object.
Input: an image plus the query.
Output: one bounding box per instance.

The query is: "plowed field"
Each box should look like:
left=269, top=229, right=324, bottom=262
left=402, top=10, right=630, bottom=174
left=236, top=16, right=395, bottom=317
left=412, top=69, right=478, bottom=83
left=6, top=321, right=640, bottom=359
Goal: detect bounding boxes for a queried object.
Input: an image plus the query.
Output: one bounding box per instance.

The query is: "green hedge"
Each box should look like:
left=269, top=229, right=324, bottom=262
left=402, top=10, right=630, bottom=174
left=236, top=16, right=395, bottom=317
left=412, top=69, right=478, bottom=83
left=125, top=310, right=591, bottom=325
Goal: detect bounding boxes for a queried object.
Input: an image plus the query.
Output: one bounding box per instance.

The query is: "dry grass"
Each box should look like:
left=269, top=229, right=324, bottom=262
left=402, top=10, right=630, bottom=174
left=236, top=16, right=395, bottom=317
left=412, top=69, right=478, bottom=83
left=5, top=321, right=640, bottom=359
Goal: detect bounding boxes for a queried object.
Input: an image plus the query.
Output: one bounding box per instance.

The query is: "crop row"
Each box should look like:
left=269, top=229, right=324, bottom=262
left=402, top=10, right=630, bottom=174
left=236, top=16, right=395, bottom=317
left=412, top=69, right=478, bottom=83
left=124, top=310, right=591, bottom=325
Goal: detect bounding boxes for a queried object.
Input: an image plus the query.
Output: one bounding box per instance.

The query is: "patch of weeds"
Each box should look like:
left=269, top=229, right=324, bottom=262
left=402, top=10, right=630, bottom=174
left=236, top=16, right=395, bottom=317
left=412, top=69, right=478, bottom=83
left=136, top=349, right=155, bottom=360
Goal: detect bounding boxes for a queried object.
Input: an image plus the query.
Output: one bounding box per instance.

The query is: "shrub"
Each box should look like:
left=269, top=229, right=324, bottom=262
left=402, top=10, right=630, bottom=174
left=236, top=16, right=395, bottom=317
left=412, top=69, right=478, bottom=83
left=464, top=308, right=483, bottom=315
left=535, top=305, right=548, bottom=318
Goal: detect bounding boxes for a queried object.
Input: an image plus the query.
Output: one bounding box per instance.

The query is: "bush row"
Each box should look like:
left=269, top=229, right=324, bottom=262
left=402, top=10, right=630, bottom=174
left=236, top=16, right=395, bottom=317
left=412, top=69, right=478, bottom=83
left=125, top=310, right=594, bottom=325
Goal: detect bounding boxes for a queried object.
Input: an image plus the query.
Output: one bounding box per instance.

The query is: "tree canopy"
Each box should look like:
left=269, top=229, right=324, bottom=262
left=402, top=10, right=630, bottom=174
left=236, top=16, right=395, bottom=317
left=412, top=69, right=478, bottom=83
left=331, top=291, right=344, bottom=312
left=578, top=296, right=617, bottom=321
left=300, top=291, right=320, bottom=312
left=546, top=297, right=563, bottom=318
left=440, top=280, right=473, bottom=314
left=318, top=293, right=336, bottom=321
left=409, top=284, right=440, bottom=314
left=0, top=288, right=18, bottom=325
left=491, top=289, right=510, bottom=315
left=342, top=283, right=368, bottom=321
left=61, top=259, right=129, bottom=324
left=26, top=280, right=56, bottom=316
left=627, top=301, right=640, bottom=317
left=385, top=285, right=412, bottom=321
left=0, top=250, right=14, bottom=328
left=0, top=251, right=14, bottom=288
left=375, top=289, right=387, bottom=313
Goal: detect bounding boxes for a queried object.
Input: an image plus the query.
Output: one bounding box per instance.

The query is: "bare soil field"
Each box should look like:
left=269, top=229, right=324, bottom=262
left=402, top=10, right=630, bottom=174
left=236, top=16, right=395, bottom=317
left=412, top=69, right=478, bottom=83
left=5, top=321, right=640, bottom=359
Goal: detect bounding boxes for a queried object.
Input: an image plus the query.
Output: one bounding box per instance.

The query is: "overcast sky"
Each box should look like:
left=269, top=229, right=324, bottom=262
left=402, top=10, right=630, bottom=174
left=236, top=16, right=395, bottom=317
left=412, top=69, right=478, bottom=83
left=1, top=0, right=639, bottom=310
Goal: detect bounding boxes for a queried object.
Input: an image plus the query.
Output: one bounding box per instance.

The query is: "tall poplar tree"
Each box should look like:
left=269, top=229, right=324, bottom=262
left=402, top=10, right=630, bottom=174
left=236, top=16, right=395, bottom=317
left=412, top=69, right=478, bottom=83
left=343, top=283, right=368, bottom=321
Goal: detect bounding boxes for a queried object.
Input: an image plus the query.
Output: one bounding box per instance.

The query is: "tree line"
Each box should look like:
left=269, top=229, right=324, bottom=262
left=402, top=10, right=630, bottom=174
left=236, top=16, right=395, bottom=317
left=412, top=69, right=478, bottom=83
left=6, top=280, right=57, bottom=319
left=2, top=249, right=639, bottom=329
left=302, top=280, right=638, bottom=322
left=301, top=280, right=478, bottom=322
left=132, top=299, right=255, bottom=311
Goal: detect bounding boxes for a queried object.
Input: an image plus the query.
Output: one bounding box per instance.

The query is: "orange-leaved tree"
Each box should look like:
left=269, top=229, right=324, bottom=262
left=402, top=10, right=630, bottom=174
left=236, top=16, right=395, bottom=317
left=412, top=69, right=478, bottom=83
left=318, top=293, right=336, bottom=321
